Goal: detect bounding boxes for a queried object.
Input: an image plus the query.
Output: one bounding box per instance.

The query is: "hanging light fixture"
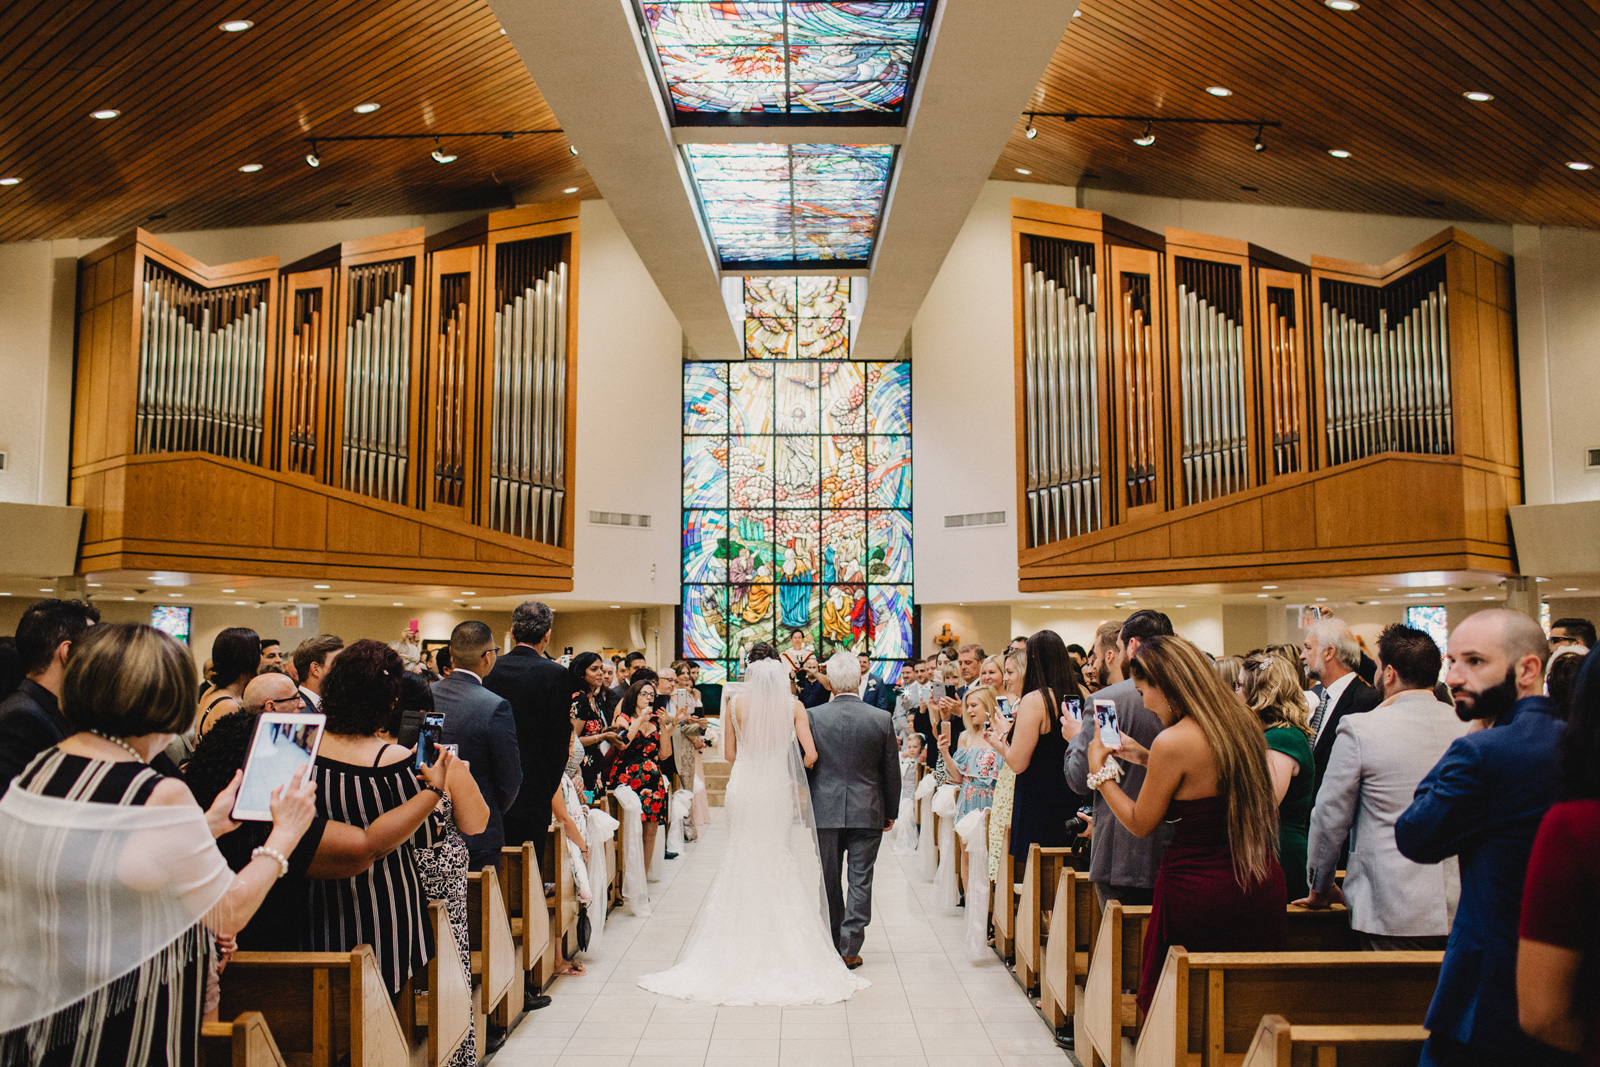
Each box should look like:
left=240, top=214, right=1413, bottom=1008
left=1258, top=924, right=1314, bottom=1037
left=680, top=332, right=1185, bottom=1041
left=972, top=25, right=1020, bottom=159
left=1252, top=124, right=1266, bottom=153
left=1024, top=114, right=1038, bottom=139
left=430, top=138, right=457, bottom=164
left=1133, top=121, right=1155, bottom=147
left=305, top=141, right=321, bottom=168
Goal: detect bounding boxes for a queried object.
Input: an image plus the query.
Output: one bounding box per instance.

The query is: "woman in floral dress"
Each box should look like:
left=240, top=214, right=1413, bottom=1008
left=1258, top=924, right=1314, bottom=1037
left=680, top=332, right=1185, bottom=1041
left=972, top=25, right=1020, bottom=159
left=605, top=679, right=668, bottom=867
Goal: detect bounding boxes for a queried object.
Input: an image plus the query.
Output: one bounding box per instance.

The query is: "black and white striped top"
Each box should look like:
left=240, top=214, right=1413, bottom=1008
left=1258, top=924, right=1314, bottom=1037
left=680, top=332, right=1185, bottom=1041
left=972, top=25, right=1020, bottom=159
left=1, top=749, right=211, bottom=1067
left=306, top=753, right=441, bottom=994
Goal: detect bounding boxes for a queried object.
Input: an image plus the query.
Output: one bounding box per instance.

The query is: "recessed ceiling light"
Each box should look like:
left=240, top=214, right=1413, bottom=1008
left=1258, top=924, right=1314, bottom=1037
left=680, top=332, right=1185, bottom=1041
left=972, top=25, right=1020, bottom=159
left=1482, top=595, right=1496, bottom=600
left=1315, top=597, right=1327, bottom=602
left=1379, top=588, right=1392, bottom=592
left=1328, top=149, right=1351, bottom=158
left=610, top=605, right=622, bottom=609
left=90, top=108, right=121, bottom=120
left=221, top=588, right=235, bottom=593
left=0, top=178, right=19, bottom=186
left=39, top=588, right=52, bottom=593
left=394, top=602, right=405, bottom=607
left=1042, top=605, right=1052, bottom=610
left=471, top=605, right=482, bottom=610
left=168, top=593, right=182, bottom=598
left=353, top=102, right=381, bottom=114
left=1261, top=584, right=1278, bottom=590
left=563, top=186, right=579, bottom=194
left=1567, top=161, right=1594, bottom=171
left=239, top=163, right=263, bottom=172
left=218, top=18, right=254, bottom=32
left=1565, top=587, right=1580, bottom=592
left=460, top=592, right=476, bottom=596
left=313, top=584, right=330, bottom=589
left=343, top=594, right=357, bottom=599
left=122, top=596, right=135, bottom=601
left=1205, top=86, right=1232, bottom=97
left=1256, top=593, right=1270, bottom=598
left=235, top=600, right=248, bottom=605
left=1324, top=0, right=1359, bottom=10
left=1175, top=604, right=1186, bottom=608
left=1462, top=91, right=1493, bottom=103
left=287, top=597, right=298, bottom=602
left=87, top=582, right=101, bottom=588
left=1015, top=167, right=1032, bottom=175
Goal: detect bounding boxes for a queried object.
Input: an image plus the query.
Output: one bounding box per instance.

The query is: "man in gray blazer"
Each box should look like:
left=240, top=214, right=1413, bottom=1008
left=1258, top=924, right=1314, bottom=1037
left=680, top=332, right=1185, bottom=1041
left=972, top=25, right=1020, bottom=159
left=434, top=621, right=523, bottom=871
left=807, top=652, right=901, bottom=969
left=1064, top=610, right=1176, bottom=908
left=1298, top=623, right=1467, bottom=949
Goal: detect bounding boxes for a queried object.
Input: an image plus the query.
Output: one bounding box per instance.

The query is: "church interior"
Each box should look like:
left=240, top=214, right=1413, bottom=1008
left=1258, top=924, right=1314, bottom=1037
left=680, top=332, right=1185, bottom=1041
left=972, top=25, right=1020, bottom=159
left=1, top=0, right=1598, bottom=1065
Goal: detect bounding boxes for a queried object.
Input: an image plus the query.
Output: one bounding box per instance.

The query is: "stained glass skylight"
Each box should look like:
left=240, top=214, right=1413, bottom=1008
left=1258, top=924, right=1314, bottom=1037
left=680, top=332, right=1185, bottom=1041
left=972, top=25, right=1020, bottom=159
left=686, top=143, right=893, bottom=267
left=638, top=1, right=933, bottom=124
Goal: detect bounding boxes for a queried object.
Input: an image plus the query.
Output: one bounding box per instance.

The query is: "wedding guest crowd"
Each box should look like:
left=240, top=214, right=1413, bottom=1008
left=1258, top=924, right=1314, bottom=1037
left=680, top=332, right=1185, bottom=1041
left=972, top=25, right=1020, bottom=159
left=0, top=591, right=1594, bottom=1066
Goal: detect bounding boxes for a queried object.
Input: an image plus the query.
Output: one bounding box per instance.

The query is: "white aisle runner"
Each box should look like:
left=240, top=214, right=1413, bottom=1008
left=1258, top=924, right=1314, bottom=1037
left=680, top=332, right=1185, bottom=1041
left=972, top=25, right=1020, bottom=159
left=492, top=810, right=1073, bottom=1066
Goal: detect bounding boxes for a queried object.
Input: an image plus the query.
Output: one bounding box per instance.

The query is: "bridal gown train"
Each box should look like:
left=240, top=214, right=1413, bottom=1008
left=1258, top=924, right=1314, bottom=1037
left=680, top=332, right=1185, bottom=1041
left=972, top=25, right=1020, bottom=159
left=638, top=661, right=869, bottom=1006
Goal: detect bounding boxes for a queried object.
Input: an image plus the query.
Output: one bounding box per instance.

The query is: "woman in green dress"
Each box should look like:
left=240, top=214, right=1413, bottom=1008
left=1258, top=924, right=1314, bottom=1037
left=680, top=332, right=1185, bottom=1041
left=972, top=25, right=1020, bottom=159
left=1239, top=650, right=1316, bottom=900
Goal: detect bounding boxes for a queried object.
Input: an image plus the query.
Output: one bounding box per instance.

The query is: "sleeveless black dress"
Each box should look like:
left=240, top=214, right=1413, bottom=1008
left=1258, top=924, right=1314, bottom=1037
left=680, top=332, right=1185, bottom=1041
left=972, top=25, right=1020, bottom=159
left=1, top=749, right=212, bottom=1067
left=1009, top=713, right=1078, bottom=861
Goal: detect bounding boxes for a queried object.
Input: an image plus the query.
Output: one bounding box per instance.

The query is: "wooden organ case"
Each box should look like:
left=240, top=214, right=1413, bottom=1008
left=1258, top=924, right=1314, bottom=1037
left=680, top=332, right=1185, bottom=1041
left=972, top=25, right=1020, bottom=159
left=69, top=202, right=580, bottom=591
left=1011, top=199, right=1520, bottom=591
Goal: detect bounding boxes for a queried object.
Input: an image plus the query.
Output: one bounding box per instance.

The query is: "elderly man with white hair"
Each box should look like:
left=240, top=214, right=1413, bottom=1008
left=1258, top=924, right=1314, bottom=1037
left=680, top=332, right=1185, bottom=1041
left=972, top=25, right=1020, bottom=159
left=1301, top=616, right=1382, bottom=799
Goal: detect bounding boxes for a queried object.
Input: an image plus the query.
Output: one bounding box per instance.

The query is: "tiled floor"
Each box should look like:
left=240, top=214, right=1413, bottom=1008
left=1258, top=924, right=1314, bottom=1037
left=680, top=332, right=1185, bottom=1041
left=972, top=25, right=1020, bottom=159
left=490, top=814, right=1073, bottom=1067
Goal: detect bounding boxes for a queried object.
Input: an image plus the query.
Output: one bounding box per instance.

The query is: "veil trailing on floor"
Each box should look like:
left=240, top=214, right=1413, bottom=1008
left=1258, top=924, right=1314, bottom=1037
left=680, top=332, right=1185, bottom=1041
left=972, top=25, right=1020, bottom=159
left=638, top=659, right=866, bottom=1005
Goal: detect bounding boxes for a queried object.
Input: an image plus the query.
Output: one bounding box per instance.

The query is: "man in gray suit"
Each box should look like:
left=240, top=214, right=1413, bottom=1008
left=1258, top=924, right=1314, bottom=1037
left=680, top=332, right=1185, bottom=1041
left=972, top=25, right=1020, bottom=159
left=1298, top=623, right=1467, bottom=949
left=807, top=651, right=901, bottom=969
left=1064, top=609, right=1176, bottom=908
left=434, top=620, right=523, bottom=871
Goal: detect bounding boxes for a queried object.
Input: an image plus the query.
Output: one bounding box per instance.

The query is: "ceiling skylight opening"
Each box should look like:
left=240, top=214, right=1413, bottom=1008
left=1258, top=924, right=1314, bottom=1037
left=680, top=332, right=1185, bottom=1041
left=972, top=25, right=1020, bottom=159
left=636, top=1, right=936, bottom=126
left=684, top=142, right=895, bottom=269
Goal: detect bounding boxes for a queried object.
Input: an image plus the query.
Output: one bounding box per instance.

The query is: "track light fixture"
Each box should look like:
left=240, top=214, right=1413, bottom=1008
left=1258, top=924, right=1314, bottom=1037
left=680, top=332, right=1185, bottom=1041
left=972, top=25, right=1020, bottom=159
left=305, top=141, right=321, bottom=168
left=570, top=144, right=580, bottom=156
left=430, top=138, right=457, bottom=164
left=1023, top=112, right=1282, bottom=154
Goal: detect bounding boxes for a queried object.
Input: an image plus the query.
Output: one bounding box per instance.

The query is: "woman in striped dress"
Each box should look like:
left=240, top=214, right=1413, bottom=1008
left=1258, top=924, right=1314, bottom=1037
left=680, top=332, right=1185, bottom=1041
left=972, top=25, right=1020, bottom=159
left=307, top=640, right=446, bottom=996
left=0, top=623, right=315, bottom=1067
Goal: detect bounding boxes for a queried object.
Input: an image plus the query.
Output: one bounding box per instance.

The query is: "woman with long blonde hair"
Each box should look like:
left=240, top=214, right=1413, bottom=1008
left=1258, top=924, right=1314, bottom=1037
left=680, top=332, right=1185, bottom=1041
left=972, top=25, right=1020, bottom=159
left=1086, top=634, right=1285, bottom=1014
left=986, top=650, right=1025, bottom=883
left=1240, top=650, right=1315, bottom=900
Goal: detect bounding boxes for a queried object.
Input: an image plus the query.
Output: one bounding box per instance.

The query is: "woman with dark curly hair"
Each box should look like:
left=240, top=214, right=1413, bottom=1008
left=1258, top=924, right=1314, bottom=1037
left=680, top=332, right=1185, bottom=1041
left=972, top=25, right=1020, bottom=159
left=567, top=652, right=620, bottom=794
left=307, top=639, right=447, bottom=995
left=606, top=678, right=669, bottom=860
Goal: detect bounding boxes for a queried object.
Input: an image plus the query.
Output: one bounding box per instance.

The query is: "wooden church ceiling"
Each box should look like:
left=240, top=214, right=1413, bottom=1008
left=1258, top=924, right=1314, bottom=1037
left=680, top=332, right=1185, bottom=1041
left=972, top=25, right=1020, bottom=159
left=2, top=0, right=1599, bottom=244
left=998, top=0, right=1600, bottom=229
left=0, top=0, right=590, bottom=242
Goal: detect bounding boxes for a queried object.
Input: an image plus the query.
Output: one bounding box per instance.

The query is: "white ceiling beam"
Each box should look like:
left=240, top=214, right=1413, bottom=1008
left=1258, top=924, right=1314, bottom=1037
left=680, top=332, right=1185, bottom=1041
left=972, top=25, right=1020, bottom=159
left=852, top=0, right=1081, bottom=361
left=672, top=126, right=907, bottom=146
left=490, top=0, right=744, bottom=360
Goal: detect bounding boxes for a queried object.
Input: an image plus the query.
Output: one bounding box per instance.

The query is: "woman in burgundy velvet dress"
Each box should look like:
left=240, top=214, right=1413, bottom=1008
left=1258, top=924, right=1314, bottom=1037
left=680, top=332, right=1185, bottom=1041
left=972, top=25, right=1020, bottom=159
left=1086, top=635, right=1287, bottom=1015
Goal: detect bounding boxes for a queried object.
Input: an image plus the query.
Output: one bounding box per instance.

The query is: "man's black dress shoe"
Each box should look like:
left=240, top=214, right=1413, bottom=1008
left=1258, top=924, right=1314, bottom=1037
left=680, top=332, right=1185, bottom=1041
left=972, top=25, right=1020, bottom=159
left=663, top=850, right=679, bottom=859
left=485, top=1024, right=508, bottom=1053
left=525, top=991, right=553, bottom=1011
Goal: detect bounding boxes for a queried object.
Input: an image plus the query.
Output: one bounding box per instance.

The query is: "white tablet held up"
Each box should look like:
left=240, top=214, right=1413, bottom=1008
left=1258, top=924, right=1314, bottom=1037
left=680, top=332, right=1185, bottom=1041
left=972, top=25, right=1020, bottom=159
left=232, top=711, right=326, bottom=822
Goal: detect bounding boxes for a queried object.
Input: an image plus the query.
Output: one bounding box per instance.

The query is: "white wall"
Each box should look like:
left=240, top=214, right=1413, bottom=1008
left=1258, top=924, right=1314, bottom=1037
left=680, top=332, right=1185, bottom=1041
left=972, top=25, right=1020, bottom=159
left=0, top=241, right=79, bottom=506
left=1511, top=225, right=1600, bottom=506
left=565, top=200, right=682, bottom=606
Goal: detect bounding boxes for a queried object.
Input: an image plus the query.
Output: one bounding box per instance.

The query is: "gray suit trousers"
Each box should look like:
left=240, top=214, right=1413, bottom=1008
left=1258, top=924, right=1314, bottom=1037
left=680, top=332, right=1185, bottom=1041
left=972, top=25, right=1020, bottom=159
left=815, top=827, right=881, bottom=957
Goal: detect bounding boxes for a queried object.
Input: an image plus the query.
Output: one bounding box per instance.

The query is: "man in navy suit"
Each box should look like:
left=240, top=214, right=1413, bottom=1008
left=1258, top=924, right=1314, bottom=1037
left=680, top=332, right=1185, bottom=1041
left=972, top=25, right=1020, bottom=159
left=1396, top=609, right=1568, bottom=1067
left=433, top=620, right=522, bottom=871
left=858, top=652, right=895, bottom=713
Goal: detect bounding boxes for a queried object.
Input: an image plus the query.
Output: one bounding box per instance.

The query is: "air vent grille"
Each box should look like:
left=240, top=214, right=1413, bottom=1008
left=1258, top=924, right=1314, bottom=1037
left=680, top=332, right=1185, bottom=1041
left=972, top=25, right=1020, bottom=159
left=1588, top=448, right=1600, bottom=470
left=944, top=511, right=1006, bottom=529
left=589, top=511, right=652, bottom=528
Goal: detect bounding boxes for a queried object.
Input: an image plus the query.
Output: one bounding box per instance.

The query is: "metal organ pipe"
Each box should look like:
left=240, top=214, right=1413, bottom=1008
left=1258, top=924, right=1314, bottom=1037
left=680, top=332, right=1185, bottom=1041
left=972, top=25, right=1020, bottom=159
left=1021, top=238, right=1102, bottom=547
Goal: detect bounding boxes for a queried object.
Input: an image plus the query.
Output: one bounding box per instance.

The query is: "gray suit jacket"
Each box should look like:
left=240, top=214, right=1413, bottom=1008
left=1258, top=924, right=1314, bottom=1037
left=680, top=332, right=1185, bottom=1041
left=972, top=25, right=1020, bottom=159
left=433, top=671, right=523, bottom=857
left=1064, top=678, right=1174, bottom=888
left=1306, top=689, right=1467, bottom=936
left=806, top=693, right=901, bottom=830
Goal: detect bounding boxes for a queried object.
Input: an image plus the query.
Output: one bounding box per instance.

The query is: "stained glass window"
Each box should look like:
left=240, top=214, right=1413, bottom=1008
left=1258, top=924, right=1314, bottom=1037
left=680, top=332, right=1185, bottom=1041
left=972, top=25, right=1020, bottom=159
left=685, top=143, right=894, bottom=268
left=637, top=1, right=933, bottom=124
left=682, top=277, right=912, bottom=683
left=1405, top=606, right=1450, bottom=659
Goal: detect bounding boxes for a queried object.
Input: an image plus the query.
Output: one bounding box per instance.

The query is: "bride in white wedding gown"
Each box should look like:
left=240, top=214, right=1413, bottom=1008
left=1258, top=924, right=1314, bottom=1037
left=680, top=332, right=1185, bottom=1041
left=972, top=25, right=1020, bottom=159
left=638, top=652, right=869, bottom=1005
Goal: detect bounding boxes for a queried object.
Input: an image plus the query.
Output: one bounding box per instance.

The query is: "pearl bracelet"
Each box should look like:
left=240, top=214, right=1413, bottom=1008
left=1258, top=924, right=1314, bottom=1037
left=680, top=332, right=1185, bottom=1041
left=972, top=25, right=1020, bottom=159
left=251, top=845, right=290, bottom=880
left=1086, top=757, right=1124, bottom=791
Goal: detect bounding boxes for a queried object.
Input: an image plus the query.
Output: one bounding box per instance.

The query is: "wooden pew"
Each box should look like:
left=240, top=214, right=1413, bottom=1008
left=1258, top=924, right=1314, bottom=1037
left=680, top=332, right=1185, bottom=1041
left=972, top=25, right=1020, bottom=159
left=398, top=901, right=472, bottom=1067
left=499, top=842, right=550, bottom=992
left=1039, top=865, right=1098, bottom=1032
left=1242, top=1014, right=1429, bottom=1067
left=1014, top=844, right=1080, bottom=992
left=1136, top=950, right=1443, bottom=1067
left=535, top=828, right=581, bottom=986
left=201, top=1012, right=287, bottom=1067
left=219, top=945, right=410, bottom=1067
left=1079, top=900, right=1361, bottom=1067
left=994, top=824, right=1017, bottom=959
left=594, top=797, right=621, bottom=911
left=1081, top=901, right=1151, bottom=1067
left=466, top=868, right=519, bottom=1029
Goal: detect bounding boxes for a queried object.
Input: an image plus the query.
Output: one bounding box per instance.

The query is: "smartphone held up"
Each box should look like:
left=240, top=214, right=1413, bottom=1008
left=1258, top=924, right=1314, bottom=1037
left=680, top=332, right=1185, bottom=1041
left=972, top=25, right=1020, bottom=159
left=1093, top=699, right=1121, bottom=748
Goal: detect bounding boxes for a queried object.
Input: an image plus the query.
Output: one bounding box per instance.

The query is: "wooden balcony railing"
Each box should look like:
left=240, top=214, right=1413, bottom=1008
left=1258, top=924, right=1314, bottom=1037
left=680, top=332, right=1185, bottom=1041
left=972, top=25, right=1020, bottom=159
left=69, top=203, right=580, bottom=590
left=1011, top=199, right=1520, bottom=590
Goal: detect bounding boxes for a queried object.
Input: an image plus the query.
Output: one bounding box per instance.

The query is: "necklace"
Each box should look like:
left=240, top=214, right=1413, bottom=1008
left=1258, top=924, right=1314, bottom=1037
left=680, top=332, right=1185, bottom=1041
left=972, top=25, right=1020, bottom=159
left=88, top=730, right=147, bottom=763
